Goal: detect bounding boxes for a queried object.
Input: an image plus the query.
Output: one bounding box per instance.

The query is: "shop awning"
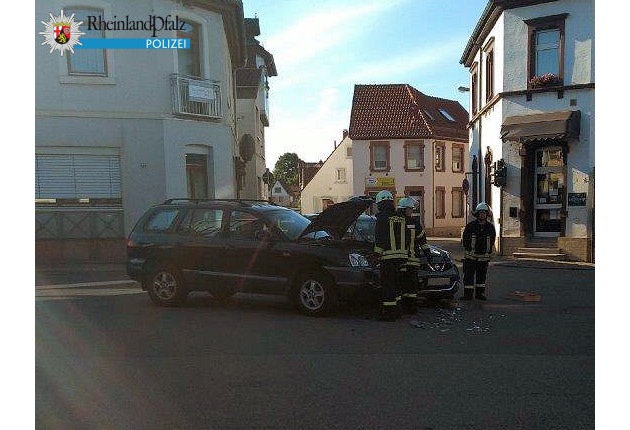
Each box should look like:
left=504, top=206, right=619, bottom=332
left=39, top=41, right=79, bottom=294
left=500, top=110, right=581, bottom=142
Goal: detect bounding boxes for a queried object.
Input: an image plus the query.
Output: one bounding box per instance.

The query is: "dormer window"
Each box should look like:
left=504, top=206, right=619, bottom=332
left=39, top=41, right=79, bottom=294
left=423, top=110, right=435, bottom=120
left=438, top=108, right=456, bottom=122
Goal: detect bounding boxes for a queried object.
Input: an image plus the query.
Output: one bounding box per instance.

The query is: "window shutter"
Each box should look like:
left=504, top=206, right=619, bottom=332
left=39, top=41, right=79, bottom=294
left=36, top=154, right=121, bottom=199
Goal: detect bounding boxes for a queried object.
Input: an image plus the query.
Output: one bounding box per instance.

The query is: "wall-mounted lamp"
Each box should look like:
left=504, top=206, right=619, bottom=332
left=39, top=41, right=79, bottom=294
left=457, top=86, right=470, bottom=93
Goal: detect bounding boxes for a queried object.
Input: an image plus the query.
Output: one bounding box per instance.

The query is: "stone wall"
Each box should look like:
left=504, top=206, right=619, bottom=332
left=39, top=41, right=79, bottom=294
left=558, top=237, right=593, bottom=262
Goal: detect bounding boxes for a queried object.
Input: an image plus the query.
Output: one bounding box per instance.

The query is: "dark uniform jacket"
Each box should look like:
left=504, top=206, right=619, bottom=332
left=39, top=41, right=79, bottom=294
left=374, top=205, right=408, bottom=260
left=404, top=214, right=431, bottom=267
left=462, top=220, right=496, bottom=261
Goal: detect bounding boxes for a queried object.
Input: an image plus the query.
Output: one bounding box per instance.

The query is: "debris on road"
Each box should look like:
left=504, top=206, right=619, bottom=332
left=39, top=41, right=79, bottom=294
left=505, top=290, right=542, bottom=302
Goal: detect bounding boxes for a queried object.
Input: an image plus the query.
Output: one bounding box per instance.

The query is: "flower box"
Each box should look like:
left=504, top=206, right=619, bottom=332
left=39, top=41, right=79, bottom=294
left=528, top=73, right=562, bottom=88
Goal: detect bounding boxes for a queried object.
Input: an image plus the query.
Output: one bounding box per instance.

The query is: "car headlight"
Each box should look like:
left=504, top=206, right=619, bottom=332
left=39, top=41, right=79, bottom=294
left=349, top=252, right=370, bottom=267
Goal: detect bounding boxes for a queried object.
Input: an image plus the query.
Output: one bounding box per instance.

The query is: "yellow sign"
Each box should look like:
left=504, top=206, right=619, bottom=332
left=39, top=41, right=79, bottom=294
left=376, top=177, right=395, bottom=187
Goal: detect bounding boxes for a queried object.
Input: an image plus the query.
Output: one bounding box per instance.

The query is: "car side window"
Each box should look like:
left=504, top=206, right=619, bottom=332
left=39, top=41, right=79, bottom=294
left=145, top=209, right=179, bottom=231
left=179, top=208, right=224, bottom=238
left=228, top=210, right=266, bottom=240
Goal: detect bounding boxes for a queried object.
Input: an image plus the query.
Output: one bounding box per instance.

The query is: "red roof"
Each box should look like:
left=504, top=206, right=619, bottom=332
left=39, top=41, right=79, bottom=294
left=348, top=84, right=468, bottom=142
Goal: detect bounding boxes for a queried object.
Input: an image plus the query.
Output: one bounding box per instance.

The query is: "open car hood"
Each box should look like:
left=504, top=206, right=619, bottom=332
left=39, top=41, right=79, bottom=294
left=299, top=197, right=374, bottom=240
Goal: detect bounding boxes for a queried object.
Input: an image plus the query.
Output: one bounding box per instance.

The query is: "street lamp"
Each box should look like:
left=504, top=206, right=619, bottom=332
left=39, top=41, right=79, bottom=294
left=457, top=86, right=470, bottom=93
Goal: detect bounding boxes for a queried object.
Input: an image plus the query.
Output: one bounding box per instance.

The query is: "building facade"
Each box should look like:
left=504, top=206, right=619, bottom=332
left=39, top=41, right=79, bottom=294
left=302, top=84, right=469, bottom=236
left=236, top=17, right=277, bottom=200
left=35, top=0, right=247, bottom=263
left=461, top=0, right=595, bottom=261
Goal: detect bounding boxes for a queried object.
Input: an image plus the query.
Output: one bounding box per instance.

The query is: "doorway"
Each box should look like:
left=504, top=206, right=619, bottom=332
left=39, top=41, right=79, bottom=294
left=533, top=147, right=565, bottom=237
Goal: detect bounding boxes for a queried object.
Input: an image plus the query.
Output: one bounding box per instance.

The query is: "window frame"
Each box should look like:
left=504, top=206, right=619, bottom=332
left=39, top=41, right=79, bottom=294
left=435, top=187, right=446, bottom=219
left=451, top=187, right=464, bottom=218
left=404, top=186, right=425, bottom=226
left=484, top=40, right=494, bottom=102
left=369, top=141, right=391, bottom=172
left=451, top=143, right=465, bottom=173
left=525, top=13, right=568, bottom=88
left=434, top=142, right=446, bottom=172
left=65, top=7, right=108, bottom=77
left=471, top=62, right=478, bottom=115
left=335, top=167, right=347, bottom=183
left=176, top=19, right=202, bottom=78
left=404, top=140, right=425, bottom=172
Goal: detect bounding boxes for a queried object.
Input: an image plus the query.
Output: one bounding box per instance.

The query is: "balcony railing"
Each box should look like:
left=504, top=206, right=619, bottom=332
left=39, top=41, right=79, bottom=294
left=170, top=74, right=222, bottom=119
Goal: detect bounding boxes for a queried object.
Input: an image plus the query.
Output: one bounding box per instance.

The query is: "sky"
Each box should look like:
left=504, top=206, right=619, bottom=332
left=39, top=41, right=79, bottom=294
left=242, top=0, right=489, bottom=169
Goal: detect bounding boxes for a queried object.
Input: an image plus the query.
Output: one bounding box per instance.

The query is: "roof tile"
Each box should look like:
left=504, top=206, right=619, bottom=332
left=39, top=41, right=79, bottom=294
left=348, top=84, right=468, bottom=142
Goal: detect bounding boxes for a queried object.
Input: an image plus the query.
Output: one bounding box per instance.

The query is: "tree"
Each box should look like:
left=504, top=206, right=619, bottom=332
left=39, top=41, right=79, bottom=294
left=273, top=152, right=302, bottom=187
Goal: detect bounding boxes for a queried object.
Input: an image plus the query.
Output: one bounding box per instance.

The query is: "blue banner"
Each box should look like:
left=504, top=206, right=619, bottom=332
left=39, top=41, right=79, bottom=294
left=75, top=38, right=190, bottom=49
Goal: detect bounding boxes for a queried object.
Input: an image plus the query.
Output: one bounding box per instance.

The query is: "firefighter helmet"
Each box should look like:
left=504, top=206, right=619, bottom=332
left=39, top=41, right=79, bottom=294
left=397, top=197, right=417, bottom=210
left=474, top=202, right=491, bottom=215
left=375, top=190, right=394, bottom=204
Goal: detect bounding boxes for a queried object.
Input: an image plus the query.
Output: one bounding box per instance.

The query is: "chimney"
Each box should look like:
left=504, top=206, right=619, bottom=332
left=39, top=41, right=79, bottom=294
left=342, top=129, right=348, bottom=140
left=334, top=140, right=337, bottom=149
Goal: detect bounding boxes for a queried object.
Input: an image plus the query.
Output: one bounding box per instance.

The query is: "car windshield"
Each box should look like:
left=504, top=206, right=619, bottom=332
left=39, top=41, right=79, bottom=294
left=263, top=208, right=312, bottom=241
left=348, top=217, right=376, bottom=242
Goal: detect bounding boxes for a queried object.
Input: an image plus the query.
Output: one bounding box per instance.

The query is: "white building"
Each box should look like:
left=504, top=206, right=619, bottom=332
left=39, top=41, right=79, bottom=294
left=302, top=84, right=469, bottom=237
left=460, top=0, right=595, bottom=261
left=236, top=17, right=277, bottom=200
left=35, top=0, right=246, bottom=263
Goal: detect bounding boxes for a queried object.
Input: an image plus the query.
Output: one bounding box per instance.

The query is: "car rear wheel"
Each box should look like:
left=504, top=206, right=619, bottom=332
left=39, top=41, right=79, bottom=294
left=145, top=266, right=188, bottom=307
left=293, top=272, right=337, bottom=316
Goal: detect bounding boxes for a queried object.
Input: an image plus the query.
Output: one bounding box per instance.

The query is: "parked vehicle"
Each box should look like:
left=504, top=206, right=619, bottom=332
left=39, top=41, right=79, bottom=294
left=304, top=212, right=461, bottom=300
left=126, top=198, right=380, bottom=315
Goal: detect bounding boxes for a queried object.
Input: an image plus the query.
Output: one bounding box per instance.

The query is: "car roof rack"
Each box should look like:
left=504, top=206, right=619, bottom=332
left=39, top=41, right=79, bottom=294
left=162, top=198, right=276, bottom=206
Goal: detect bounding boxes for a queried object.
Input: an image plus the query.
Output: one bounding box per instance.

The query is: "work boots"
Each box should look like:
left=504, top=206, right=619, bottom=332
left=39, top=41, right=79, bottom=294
left=475, top=285, right=487, bottom=301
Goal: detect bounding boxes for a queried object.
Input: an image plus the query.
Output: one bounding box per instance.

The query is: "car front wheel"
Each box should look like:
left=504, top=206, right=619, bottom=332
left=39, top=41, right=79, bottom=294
left=293, top=273, right=337, bottom=316
left=145, top=266, right=188, bottom=307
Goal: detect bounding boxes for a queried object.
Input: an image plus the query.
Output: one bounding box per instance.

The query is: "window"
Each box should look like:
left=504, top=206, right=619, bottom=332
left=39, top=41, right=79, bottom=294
left=452, top=188, right=464, bottom=218
left=525, top=14, right=567, bottom=86
left=435, top=143, right=446, bottom=172
left=405, top=186, right=425, bottom=225
left=438, top=108, right=456, bottom=122
left=274, top=186, right=282, bottom=194
left=177, top=20, right=201, bottom=77
left=471, top=63, right=478, bottom=114
left=228, top=211, right=261, bottom=240
left=335, top=168, right=346, bottom=183
left=423, top=110, right=435, bottom=121
left=66, top=8, right=107, bottom=76
left=435, top=187, right=446, bottom=219
left=145, top=209, right=179, bottom=232
left=35, top=153, right=121, bottom=200
left=370, top=141, right=390, bottom=172
left=404, top=141, right=424, bottom=171
left=180, top=208, right=224, bottom=237
left=186, top=154, right=208, bottom=199
left=452, top=144, right=464, bottom=173
left=346, top=147, right=352, bottom=157
left=485, top=47, right=494, bottom=101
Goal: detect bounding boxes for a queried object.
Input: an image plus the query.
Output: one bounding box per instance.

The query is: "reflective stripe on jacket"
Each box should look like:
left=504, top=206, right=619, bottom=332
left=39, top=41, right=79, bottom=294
left=375, top=206, right=408, bottom=260
left=462, top=219, right=496, bottom=261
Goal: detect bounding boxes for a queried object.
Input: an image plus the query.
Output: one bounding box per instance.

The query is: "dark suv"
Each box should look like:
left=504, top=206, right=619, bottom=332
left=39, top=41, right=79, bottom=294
left=126, top=198, right=379, bottom=315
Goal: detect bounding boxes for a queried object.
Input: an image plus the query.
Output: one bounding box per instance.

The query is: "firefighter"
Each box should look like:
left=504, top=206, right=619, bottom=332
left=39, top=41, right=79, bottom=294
left=461, top=202, right=496, bottom=300
left=374, top=190, right=408, bottom=321
left=396, top=197, right=432, bottom=314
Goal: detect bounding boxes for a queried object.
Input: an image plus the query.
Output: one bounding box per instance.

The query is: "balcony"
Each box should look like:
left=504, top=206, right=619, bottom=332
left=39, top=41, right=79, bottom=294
left=170, top=74, right=222, bottom=119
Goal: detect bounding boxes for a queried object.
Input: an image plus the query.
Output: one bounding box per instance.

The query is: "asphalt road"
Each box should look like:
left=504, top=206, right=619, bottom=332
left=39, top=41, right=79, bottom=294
left=35, top=262, right=594, bottom=429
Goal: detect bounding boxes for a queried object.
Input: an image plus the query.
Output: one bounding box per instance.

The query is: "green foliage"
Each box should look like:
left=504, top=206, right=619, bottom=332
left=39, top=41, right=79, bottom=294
left=273, top=152, right=302, bottom=187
